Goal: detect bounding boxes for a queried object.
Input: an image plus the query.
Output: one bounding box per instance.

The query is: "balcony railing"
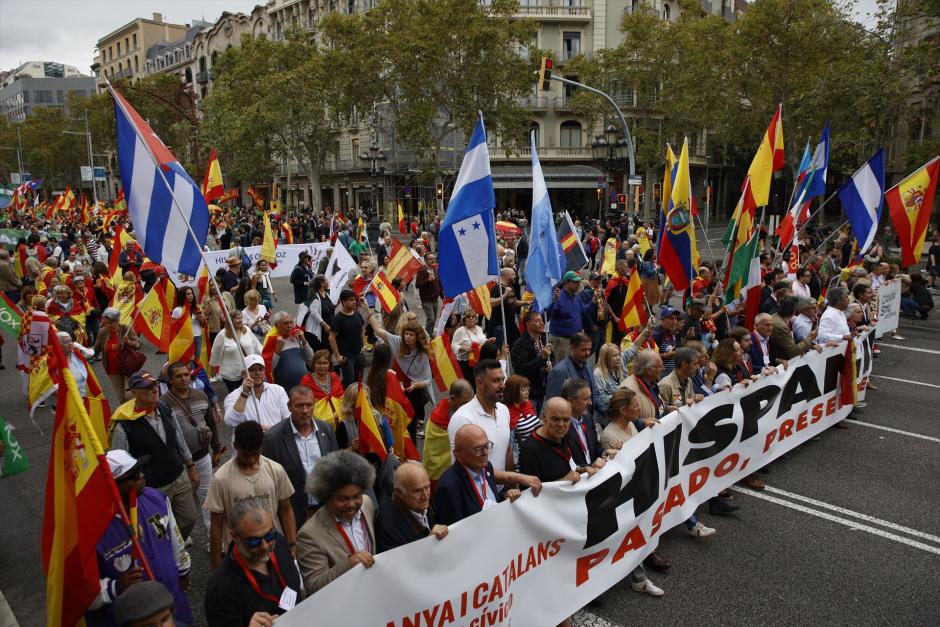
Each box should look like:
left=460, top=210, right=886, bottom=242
left=514, top=6, right=591, bottom=21
left=195, top=70, right=212, bottom=84
left=489, top=146, right=590, bottom=160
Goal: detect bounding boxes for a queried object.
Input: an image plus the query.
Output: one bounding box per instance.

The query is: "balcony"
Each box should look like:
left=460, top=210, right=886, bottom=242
left=514, top=5, right=591, bottom=22
left=520, top=95, right=551, bottom=110
left=195, top=70, right=212, bottom=84
left=489, top=146, right=591, bottom=160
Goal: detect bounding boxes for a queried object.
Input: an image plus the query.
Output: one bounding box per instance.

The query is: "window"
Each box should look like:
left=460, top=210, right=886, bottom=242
left=117, top=42, right=121, bottom=56
left=34, top=90, right=53, bottom=103
left=134, top=56, right=139, bottom=73
left=185, top=68, right=193, bottom=83
left=211, top=51, right=218, bottom=65
left=22, top=91, right=29, bottom=103
left=108, top=46, right=113, bottom=60
left=57, top=90, right=64, bottom=103
left=663, top=3, right=671, bottom=20
left=559, top=121, right=582, bottom=148
left=118, top=62, right=123, bottom=74
left=125, top=37, right=129, bottom=52
left=199, top=56, right=207, bottom=73
left=70, top=90, right=85, bottom=98
left=562, top=32, right=581, bottom=61
left=529, top=122, right=540, bottom=147
left=133, top=33, right=137, bottom=48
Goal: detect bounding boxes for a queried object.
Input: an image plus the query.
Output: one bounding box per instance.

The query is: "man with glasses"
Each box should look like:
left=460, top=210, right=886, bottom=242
left=435, top=424, right=534, bottom=525
left=87, top=450, right=193, bottom=626
left=205, top=496, right=302, bottom=627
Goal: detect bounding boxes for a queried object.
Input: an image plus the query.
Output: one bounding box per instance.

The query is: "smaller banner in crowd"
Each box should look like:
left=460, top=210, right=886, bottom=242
left=169, top=243, right=331, bottom=288
left=874, top=280, right=901, bottom=338
left=0, top=416, right=30, bottom=478
left=278, top=333, right=873, bottom=627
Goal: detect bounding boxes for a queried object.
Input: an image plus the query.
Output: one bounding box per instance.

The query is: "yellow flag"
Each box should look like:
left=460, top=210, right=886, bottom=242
left=261, top=212, right=277, bottom=264
left=636, top=227, right=650, bottom=256
left=600, top=238, right=618, bottom=275
left=28, top=355, right=56, bottom=415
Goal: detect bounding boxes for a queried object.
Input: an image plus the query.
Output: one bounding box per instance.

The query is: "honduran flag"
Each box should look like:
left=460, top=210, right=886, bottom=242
left=110, top=85, right=208, bottom=277
left=838, top=149, right=885, bottom=254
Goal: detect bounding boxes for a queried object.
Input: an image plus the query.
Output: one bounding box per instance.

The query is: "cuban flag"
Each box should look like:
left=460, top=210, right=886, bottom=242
left=525, top=131, right=562, bottom=310
left=110, top=86, right=209, bottom=276
left=838, top=149, right=885, bottom=254
left=438, top=113, right=498, bottom=298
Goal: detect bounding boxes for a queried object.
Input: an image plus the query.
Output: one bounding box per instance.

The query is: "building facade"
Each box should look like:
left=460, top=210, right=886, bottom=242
left=190, top=6, right=269, bottom=102
left=0, top=68, right=96, bottom=123
left=143, top=20, right=214, bottom=85
left=92, top=13, right=190, bottom=84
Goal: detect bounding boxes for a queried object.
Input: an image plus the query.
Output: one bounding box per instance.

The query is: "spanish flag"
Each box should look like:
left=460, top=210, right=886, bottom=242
left=108, top=226, right=137, bottom=287
left=467, top=341, right=482, bottom=367
left=168, top=306, right=195, bottom=364
left=385, top=237, right=423, bottom=284
left=247, top=185, right=264, bottom=211
left=300, top=373, right=344, bottom=428
left=355, top=380, right=387, bottom=461
left=369, top=270, right=401, bottom=314
left=280, top=222, right=294, bottom=244
left=838, top=339, right=858, bottom=408
left=467, top=283, right=493, bottom=319
left=42, top=336, right=117, bottom=627
left=430, top=334, right=461, bottom=393
left=114, top=188, right=127, bottom=213
left=385, top=371, right=419, bottom=460
left=619, top=270, right=648, bottom=331
left=201, top=148, right=224, bottom=202
left=398, top=200, right=406, bottom=235
left=886, top=156, right=938, bottom=267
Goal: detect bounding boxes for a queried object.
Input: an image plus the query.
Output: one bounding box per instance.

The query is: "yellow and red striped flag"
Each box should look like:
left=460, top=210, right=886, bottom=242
left=620, top=270, right=648, bottom=331
left=385, top=371, right=419, bottom=460
left=201, top=148, right=224, bottom=202
left=280, top=222, right=294, bottom=244
left=42, top=336, right=118, bottom=627
left=107, top=226, right=137, bottom=288
left=467, top=283, right=493, bottom=319
left=112, top=279, right=142, bottom=327
left=430, top=333, right=461, bottom=392
left=386, top=238, right=423, bottom=284
left=467, top=341, right=482, bottom=367
left=886, top=156, right=938, bottom=267
left=168, top=306, right=195, bottom=364
left=369, top=270, right=401, bottom=314
left=398, top=200, right=406, bottom=235
left=355, top=380, right=387, bottom=461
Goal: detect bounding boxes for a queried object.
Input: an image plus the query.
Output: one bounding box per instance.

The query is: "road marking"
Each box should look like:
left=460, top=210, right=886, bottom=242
left=733, top=485, right=940, bottom=547
left=852, top=420, right=940, bottom=443
left=897, top=324, right=938, bottom=332
left=870, top=374, right=940, bottom=389
left=0, top=586, right=19, bottom=627
left=731, top=488, right=940, bottom=555
left=876, top=343, right=940, bottom=355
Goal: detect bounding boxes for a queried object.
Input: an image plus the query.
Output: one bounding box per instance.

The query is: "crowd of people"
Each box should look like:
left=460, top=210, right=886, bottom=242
left=3, top=205, right=937, bottom=627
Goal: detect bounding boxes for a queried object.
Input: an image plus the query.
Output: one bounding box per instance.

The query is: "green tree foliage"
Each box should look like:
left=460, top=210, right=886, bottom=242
left=319, top=0, right=537, bottom=174
left=201, top=30, right=339, bottom=211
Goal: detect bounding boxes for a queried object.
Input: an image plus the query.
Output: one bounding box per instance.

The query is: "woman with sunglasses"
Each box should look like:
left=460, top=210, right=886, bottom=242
left=296, top=450, right=377, bottom=595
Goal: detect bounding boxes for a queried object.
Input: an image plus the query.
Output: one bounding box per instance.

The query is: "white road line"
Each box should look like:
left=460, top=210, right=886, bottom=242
left=852, top=420, right=940, bottom=443
left=0, top=586, right=19, bottom=627
left=730, top=487, right=940, bottom=555
left=870, top=374, right=940, bottom=389
left=897, top=324, right=939, bottom=332
left=876, top=343, right=940, bottom=355
left=736, top=485, right=940, bottom=545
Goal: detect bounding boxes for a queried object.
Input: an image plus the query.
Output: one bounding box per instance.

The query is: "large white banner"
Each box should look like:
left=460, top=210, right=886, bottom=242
left=875, top=280, right=902, bottom=338
left=168, top=243, right=331, bottom=288
left=279, top=334, right=873, bottom=626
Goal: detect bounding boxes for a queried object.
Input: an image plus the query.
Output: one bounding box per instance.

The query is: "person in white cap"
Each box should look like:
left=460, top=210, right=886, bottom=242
left=86, top=450, right=192, bottom=626
left=223, top=354, right=290, bottom=431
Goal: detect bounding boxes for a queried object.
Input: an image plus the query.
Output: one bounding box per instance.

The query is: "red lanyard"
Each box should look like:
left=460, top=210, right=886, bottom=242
left=463, top=466, right=488, bottom=508
left=532, top=432, right=573, bottom=464
left=573, top=420, right=589, bottom=456
left=636, top=377, right=662, bottom=417
left=233, top=545, right=287, bottom=604
left=335, top=517, right=370, bottom=555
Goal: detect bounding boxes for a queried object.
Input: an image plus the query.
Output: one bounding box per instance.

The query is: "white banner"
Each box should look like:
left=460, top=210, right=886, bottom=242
left=324, top=243, right=359, bottom=304
left=279, top=334, right=873, bottom=626
left=168, top=243, right=331, bottom=288
left=875, top=280, right=901, bottom=338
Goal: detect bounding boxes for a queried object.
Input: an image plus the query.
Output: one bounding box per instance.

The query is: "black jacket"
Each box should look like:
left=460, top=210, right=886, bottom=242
left=434, top=461, right=501, bottom=526
left=375, top=496, right=436, bottom=554
left=510, top=332, right=548, bottom=399
left=261, top=418, right=338, bottom=531
left=290, top=263, right=313, bottom=304
left=564, top=414, right=604, bottom=467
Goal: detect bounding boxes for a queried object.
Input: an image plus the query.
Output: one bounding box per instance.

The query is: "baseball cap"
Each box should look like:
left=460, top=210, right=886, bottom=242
left=244, top=354, right=265, bottom=370
left=660, top=305, right=681, bottom=318
left=127, top=371, right=159, bottom=390
left=105, top=449, right=149, bottom=480
left=112, top=580, right=175, bottom=627
left=562, top=271, right=582, bottom=283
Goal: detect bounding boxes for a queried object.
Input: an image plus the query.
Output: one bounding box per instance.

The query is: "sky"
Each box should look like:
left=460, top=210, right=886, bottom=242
left=0, top=0, right=885, bottom=76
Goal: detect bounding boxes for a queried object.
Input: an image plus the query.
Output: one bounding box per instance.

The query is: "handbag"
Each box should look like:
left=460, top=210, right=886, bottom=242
left=117, top=331, right=146, bottom=376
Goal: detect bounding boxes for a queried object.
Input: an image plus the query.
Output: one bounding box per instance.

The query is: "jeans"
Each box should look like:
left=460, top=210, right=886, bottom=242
left=338, top=353, right=365, bottom=387
left=421, top=300, right=440, bottom=336
left=156, top=468, right=198, bottom=540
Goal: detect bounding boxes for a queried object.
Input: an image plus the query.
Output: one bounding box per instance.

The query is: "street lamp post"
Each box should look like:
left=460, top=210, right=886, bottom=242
left=591, top=124, right=630, bottom=227
left=62, top=110, right=98, bottom=206
left=359, top=141, right=387, bottom=219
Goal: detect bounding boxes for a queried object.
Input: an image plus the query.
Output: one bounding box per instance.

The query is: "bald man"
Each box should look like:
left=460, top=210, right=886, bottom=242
left=434, top=425, right=534, bottom=525
left=375, top=462, right=448, bottom=553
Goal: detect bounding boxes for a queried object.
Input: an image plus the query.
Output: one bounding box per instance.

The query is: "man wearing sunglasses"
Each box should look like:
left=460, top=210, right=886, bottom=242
left=205, top=496, right=302, bottom=627
left=86, top=450, right=193, bottom=627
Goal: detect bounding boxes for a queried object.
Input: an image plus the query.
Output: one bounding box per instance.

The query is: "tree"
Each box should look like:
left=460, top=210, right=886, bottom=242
left=201, top=30, right=340, bottom=211
left=319, top=0, right=537, bottom=176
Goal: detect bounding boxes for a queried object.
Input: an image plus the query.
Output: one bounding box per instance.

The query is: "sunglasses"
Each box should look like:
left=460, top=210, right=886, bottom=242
left=242, top=529, right=277, bottom=548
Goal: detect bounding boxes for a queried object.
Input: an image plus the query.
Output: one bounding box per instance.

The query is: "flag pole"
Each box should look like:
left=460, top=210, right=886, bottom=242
left=798, top=219, right=850, bottom=271
left=107, top=82, right=262, bottom=414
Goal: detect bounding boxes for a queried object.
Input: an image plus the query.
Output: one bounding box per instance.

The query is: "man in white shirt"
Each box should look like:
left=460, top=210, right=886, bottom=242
left=816, top=286, right=853, bottom=345
left=448, top=359, right=542, bottom=492
left=870, top=263, right=889, bottom=292
left=792, top=298, right=818, bottom=343
left=224, top=354, right=290, bottom=430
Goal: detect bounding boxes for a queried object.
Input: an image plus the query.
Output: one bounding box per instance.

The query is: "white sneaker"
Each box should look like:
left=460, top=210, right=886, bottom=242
left=688, top=521, right=716, bottom=538
left=892, top=333, right=905, bottom=341
left=631, top=579, right=665, bottom=597
left=185, top=536, right=193, bottom=547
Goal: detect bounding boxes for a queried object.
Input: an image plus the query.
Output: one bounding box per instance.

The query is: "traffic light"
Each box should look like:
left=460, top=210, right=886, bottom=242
left=538, top=57, right=553, bottom=92
left=436, top=183, right=444, bottom=199
left=653, top=183, right=662, bottom=199
left=617, top=193, right=627, bottom=205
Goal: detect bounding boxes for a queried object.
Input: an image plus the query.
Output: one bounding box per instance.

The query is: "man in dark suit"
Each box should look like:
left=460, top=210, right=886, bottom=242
left=434, top=425, right=524, bottom=525
left=748, top=315, right=776, bottom=371
left=376, top=462, right=449, bottom=553
left=559, top=378, right=613, bottom=468
left=262, top=385, right=338, bottom=530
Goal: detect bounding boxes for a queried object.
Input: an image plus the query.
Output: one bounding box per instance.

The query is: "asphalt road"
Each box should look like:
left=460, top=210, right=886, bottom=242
left=1, top=275, right=938, bottom=626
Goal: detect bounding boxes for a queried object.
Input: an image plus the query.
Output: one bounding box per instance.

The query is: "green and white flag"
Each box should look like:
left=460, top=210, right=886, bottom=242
left=0, top=293, right=23, bottom=339
left=0, top=416, right=29, bottom=478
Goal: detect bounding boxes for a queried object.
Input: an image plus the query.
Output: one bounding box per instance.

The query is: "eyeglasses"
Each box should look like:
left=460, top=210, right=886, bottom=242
left=242, top=528, right=277, bottom=548
left=465, top=441, right=494, bottom=456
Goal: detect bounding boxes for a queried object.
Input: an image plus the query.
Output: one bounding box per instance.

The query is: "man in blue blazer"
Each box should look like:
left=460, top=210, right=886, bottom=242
left=435, top=424, right=528, bottom=525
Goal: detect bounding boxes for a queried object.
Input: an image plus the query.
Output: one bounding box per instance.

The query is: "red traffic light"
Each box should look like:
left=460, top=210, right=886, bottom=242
left=617, top=194, right=626, bottom=204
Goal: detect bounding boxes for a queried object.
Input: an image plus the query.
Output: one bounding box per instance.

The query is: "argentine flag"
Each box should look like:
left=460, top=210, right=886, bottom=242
left=111, top=85, right=209, bottom=276
left=525, top=132, right=562, bottom=310
left=838, top=149, right=885, bottom=254
left=438, top=114, right=498, bottom=298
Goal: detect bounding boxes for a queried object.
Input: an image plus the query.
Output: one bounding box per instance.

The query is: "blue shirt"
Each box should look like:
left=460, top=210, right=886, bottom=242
left=547, top=288, right=591, bottom=337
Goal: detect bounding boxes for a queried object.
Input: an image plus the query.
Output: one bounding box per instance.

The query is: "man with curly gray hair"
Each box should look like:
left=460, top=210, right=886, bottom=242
left=295, top=450, right=377, bottom=594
